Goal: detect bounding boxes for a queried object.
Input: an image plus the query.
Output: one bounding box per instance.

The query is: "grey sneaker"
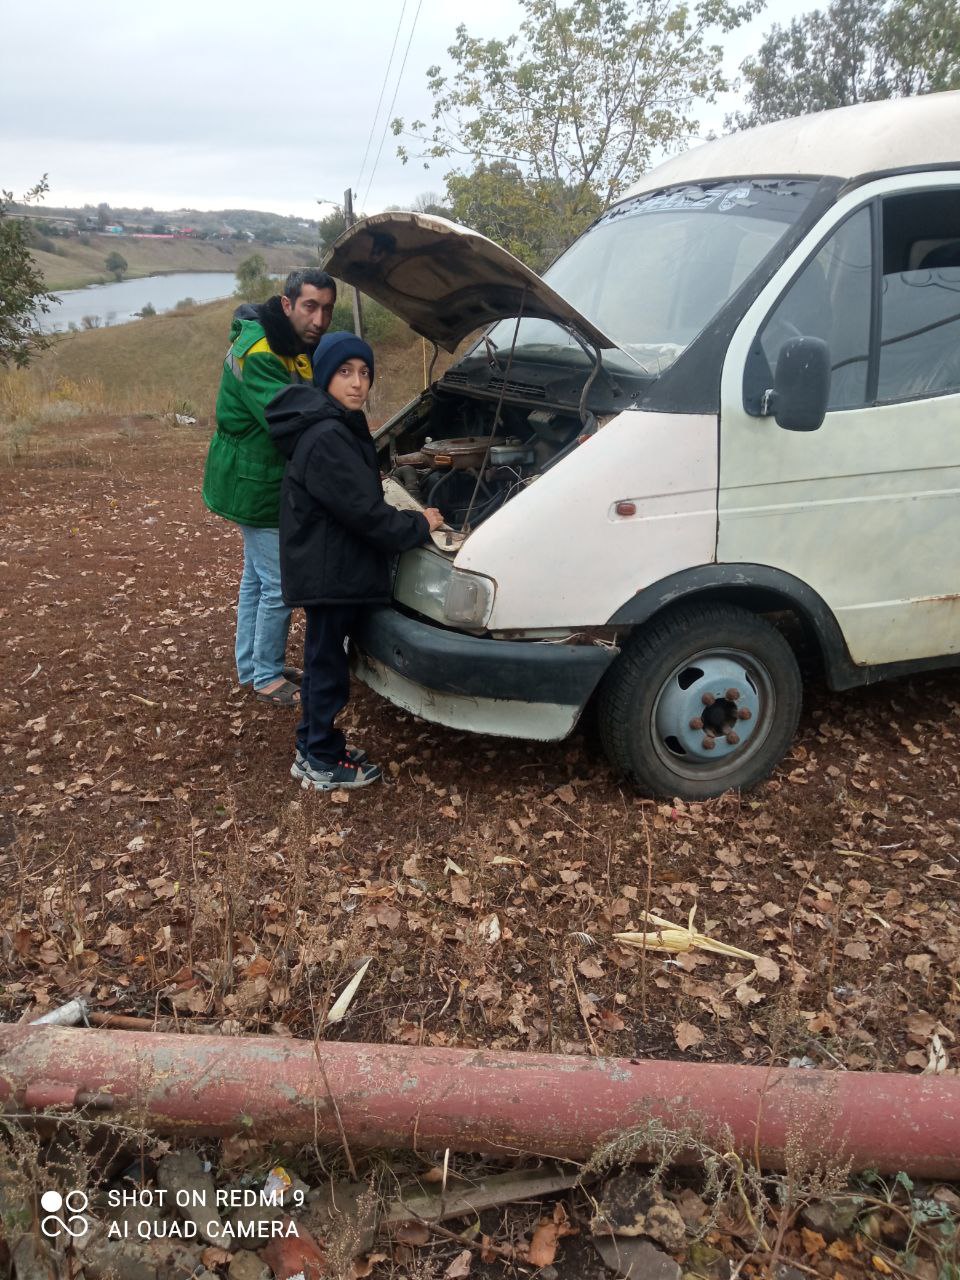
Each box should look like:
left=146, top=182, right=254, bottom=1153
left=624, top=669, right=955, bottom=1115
left=291, top=744, right=368, bottom=782
left=295, top=756, right=382, bottom=792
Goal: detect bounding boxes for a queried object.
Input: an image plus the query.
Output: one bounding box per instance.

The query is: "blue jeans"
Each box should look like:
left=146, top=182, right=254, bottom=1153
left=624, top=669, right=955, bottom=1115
left=234, top=525, right=292, bottom=689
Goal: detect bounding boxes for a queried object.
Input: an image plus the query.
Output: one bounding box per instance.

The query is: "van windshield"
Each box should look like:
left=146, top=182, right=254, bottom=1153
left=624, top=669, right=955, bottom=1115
left=487, top=180, right=818, bottom=377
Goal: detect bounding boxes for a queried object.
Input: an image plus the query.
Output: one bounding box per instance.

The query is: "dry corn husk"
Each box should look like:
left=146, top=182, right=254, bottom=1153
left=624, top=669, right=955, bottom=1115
left=614, top=906, right=760, bottom=961
left=327, top=956, right=372, bottom=1024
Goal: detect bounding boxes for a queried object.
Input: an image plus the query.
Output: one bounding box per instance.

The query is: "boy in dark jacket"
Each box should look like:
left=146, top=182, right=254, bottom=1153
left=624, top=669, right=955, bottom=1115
left=266, top=332, right=443, bottom=790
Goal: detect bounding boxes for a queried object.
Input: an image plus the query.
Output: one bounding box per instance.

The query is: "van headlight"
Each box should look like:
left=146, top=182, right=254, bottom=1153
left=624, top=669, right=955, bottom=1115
left=443, top=570, right=495, bottom=628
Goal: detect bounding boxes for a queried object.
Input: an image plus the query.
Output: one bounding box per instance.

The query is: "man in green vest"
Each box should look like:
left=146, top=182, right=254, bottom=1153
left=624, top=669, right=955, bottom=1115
left=202, top=269, right=336, bottom=704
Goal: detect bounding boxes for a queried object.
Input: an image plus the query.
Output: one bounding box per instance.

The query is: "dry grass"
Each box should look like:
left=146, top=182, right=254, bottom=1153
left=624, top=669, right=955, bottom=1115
left=0, top=298, right=463, bottom=435
left=0, top=299, right=237, bottom=424
left=33, top=236, right=316, bottom=291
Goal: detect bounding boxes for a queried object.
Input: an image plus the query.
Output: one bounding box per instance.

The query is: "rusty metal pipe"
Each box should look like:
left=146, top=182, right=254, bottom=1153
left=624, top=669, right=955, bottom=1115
left=1, top=1026, right=958, bottom=1177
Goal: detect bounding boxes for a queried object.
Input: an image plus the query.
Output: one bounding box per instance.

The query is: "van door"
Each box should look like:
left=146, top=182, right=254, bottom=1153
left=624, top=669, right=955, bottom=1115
left=717, top=179, right=960, bottom=667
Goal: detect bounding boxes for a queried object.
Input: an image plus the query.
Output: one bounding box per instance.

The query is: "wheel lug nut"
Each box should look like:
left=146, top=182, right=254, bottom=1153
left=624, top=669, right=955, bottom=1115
left=725, top=731, right=740, bottom=745
left=701, top=736, right=716, bottom=750
left=689, top=717, right=703, bottom=730
left=701, top=692, right=716, bottom=706
left=737, top=707, right=752, bottom=721
left=725, top=688, right=740, bottom=701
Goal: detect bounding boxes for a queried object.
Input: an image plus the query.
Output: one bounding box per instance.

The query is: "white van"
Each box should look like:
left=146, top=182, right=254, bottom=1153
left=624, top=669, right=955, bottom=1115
left=323, top=91, right=960, bottom=799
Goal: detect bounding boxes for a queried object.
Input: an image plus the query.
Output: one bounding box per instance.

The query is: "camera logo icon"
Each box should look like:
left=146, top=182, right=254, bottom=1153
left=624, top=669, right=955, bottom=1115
left=40, top=1190, right=90, bottom=1240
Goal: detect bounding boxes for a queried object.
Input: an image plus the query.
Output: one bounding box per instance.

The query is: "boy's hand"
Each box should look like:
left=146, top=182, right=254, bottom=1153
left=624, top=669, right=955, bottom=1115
left=423, top=507, right=445, bottom=532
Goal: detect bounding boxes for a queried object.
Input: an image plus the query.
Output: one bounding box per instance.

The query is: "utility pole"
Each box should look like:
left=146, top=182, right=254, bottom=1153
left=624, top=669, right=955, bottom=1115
left=343, top=187, right=364, bottom=340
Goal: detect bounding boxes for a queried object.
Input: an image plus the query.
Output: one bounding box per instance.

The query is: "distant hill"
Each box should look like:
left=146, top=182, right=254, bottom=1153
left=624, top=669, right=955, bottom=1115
left=29, top=234, right=318, bottom=291
left=19, top=200, right=319, bottom=247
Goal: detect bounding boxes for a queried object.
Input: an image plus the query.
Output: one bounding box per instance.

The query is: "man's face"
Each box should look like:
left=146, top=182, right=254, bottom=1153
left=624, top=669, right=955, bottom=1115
left=281, top=284, right=335, bottom=349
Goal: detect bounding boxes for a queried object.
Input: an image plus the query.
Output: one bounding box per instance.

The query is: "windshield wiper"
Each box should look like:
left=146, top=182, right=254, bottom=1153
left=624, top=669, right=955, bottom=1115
left=482, top=332, right=504, bottom=371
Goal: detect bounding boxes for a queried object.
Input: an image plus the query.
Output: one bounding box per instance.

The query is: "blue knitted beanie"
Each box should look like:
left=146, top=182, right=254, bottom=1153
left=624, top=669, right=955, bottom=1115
left=311, top=331, right=375, bottom=392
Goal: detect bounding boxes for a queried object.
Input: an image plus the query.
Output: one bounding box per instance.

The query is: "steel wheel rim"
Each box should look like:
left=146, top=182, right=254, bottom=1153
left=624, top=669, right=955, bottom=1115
left=650, top=646, right=777, bottom=783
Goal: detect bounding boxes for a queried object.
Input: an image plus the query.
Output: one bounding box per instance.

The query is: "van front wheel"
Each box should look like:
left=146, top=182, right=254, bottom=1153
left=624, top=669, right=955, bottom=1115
left=597, top=604, right=802, bottom=799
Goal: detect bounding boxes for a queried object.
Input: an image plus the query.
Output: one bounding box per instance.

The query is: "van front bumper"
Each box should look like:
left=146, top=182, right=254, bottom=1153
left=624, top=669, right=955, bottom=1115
left=351, top=607, right=615, bottom=741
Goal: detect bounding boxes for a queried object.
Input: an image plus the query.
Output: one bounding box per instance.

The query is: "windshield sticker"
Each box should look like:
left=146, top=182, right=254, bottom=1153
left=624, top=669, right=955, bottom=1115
left=602, top=179, right=816, bottom=226
left=635, top=187, right=722, bottom=213
left=718, top=186, right=755, bottom=211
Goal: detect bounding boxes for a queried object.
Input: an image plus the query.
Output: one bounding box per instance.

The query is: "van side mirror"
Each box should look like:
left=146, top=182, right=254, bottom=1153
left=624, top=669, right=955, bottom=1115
left=763, top=337, right=830, bottom=432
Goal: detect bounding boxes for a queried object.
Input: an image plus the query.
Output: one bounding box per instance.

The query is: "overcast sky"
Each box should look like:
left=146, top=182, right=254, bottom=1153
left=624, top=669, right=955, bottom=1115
left=1, top=0, right=801, bottom=221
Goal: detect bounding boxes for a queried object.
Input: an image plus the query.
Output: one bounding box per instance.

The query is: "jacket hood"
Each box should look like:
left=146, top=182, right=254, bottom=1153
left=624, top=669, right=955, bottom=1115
left=226, top=295, right=306, bottom=354
left=227, top=296, right=312, bottom=358
left=257, top=294, right=310, bottom=357
left=226, top=302, right=259, bottom=345
left=266, top=385, right=367, bottom=460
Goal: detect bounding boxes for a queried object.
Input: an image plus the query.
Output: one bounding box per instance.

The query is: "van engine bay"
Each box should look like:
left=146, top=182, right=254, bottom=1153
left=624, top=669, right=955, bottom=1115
left=380, top=386, right=590, bottom=532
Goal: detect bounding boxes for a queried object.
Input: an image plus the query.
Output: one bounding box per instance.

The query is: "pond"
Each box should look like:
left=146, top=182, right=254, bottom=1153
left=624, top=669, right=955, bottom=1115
left=43, top=272, right=237, bottom=332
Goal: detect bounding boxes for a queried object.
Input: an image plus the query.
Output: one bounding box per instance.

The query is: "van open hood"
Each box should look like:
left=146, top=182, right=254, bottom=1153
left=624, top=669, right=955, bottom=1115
left=321, top=212, right=618, bottom=354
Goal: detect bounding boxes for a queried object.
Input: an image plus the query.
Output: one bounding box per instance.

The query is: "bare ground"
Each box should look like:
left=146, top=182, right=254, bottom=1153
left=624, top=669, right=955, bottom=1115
left=1, top=415, right=958, bottom=1075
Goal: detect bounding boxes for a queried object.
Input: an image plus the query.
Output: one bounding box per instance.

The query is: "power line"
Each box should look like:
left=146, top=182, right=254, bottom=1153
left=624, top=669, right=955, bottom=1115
left=361, top=0, right=424, bottom=211
left=355, top=0, right=409, bottom=196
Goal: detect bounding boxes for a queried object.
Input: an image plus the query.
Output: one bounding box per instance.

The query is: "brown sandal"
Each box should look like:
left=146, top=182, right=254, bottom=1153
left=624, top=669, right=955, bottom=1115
left=255, top=678, right=301, bottom=706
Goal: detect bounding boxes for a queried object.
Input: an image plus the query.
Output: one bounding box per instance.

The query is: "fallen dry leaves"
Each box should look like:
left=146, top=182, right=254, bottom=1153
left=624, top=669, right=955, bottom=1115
left=0, top=416, right=958, bottom=1075
left=443, top=1247, right=473, bottom=1277
left=525, top=1203, right=578, bottom=1267
left=675, top=1021, right=704, bottom=1052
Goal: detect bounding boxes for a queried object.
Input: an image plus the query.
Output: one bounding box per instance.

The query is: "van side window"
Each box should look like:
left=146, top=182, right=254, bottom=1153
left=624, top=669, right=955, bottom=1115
left=878, top=190, right=960, bottom=402
left=759, top=208, right=873, bottom=411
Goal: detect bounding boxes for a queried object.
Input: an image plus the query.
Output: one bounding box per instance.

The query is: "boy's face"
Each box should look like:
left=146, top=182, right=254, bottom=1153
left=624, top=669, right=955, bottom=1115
left=327, top=357, right=372, bottom=411
left=281, top=284, right=335, bottom=349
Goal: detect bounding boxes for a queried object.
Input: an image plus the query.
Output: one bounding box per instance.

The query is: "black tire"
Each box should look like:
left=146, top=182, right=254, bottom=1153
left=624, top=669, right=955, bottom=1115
left=597, top=603, right=802, bottom=799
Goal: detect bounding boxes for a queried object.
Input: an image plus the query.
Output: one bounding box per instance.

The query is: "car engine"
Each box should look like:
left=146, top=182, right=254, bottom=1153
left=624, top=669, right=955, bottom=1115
left=382, top=391, right=585, bottom=531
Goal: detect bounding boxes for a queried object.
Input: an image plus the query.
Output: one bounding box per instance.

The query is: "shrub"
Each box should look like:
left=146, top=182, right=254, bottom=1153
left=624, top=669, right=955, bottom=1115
left=0, top=177, right=55, bottom=368
left=329, top=294, right=403, bottom=344
left=105, top=250, right=127, bottom=281
left=138, top=303, right=156, bottom=318
left=235, top=253, right=275, bottom=302
left=175, top=297, right=197, bottom=310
